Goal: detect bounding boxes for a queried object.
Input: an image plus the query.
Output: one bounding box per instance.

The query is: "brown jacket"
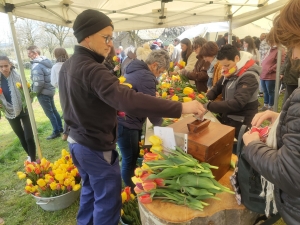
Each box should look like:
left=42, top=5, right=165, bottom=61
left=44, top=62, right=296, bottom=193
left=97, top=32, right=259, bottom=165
left=186, top=55, right=210, bottom=93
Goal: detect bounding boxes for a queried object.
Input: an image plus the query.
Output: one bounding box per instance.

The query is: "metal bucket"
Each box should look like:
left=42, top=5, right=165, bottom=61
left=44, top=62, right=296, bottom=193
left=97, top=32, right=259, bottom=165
left=32, top=190, right=80, bottom=211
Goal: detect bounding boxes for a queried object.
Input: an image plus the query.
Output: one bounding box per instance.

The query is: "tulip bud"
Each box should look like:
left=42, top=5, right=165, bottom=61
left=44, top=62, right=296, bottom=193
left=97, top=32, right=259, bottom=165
left=142, top=181, right=157, bottom=192
left=139, top=193, right=152, bottom=204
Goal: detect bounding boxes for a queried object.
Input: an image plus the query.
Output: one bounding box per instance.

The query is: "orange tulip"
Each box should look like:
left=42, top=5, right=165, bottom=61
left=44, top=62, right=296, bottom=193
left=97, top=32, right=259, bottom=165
left=144, top=152, right=159, bottom=161
left=139, top=194, right=152, bottom=204
left=154, top=178, right=165, bottom=187
left=142, top=181, right=157, bottom=192
left=140, top=172, right=151, bottom=182
left=198, top=94, right=204, bottom=99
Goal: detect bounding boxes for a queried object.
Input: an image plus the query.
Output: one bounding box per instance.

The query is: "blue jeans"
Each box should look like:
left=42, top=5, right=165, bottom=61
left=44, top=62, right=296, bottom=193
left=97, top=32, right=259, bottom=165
left=69, top=143, right=122, bottom=225
left=117, top=124, right=140, bottom=191
left=261, top=80, right=276, bottom=106
left=37, top=94, right=62, bottom=134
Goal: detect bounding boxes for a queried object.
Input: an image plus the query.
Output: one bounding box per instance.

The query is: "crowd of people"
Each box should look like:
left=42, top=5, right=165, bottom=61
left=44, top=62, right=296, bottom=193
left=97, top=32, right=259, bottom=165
left=0, top=0, right=300, bottom=224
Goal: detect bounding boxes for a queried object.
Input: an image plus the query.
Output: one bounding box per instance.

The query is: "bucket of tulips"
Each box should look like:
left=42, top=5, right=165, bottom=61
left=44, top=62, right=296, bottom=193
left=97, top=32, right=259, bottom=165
left=16, top=149, right=81, bottom=211
left=120, top=187, right=141, bottom=225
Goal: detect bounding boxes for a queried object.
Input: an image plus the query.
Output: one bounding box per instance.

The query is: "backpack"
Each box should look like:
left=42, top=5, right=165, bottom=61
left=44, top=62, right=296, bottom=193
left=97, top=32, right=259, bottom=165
left=233, top=125, right=267, bottom=214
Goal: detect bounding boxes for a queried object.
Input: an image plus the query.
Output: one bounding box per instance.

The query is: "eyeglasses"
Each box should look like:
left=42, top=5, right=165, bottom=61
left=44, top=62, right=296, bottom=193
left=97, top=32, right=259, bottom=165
left=98, top=34, right=114, bottom=44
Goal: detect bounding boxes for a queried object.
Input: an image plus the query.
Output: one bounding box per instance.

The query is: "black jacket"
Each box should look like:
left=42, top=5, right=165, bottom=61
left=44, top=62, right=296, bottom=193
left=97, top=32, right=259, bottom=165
left=118, top=60, right=162, bottom=130
left=243, top=88, right=300, bottom=225
left=206, top=63, right=261, bottom=137
left=58, top=46, right=181, bottom=151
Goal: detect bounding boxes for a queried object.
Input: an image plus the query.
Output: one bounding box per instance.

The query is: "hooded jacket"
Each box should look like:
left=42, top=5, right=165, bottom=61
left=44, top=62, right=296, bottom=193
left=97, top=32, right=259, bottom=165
left=31, top=56, right=55, bottom=96
left=118, top=60, right=163, bottom=130
left=206, top=51, right=261, bottom=137
left=59, top=46, right=181, bottom=151
left=243, top=88, right=300, bottom=225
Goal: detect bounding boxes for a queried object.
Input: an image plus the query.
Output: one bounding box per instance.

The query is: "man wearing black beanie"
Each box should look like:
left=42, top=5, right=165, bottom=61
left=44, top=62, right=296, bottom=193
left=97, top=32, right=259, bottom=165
left=59, top=9, right=206, bottom=225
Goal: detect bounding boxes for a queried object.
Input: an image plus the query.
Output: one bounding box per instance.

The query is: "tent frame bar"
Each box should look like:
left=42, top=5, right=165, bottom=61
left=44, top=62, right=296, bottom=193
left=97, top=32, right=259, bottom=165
left=176, top=0, right=270, bottom=7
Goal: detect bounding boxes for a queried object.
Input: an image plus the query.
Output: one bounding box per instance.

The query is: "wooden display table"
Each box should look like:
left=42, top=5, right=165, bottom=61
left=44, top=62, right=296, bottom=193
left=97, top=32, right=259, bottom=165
left=138, top=169, right=259, bottom=225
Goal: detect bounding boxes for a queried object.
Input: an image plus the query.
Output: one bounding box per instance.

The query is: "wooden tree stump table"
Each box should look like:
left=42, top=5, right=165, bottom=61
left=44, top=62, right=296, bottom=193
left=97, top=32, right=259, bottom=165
left=138, top=169, right=260, bottom=225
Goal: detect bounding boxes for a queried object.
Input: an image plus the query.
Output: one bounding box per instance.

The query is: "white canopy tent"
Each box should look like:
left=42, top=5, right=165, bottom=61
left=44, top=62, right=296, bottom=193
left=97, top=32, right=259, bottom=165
left=0, top=0, right=288, bottom=158
left=0, top=0, right=287, bottom=31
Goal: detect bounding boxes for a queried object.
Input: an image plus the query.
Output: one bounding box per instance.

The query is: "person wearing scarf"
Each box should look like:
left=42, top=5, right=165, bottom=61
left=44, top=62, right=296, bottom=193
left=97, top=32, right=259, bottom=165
left=0, top=56, right=36, bottom=162
left=203, top=45, right=261, bottom=139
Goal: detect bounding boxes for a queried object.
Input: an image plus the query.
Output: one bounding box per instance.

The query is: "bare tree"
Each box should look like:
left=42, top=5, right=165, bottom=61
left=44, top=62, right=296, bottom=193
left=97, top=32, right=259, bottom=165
left=15, top=18, right=40, bottom=47
left=40, top=32, right=58, bottom=57
left=44, top=24, right=71, bottom=47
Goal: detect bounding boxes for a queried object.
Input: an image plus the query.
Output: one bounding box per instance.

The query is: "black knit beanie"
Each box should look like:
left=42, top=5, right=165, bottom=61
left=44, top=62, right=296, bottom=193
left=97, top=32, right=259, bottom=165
left=73, top=9, right=114, bottom=43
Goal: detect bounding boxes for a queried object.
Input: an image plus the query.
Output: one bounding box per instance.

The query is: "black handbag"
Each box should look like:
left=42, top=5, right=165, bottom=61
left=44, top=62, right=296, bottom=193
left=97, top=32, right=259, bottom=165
left=232, top=125, right=267, bottom=214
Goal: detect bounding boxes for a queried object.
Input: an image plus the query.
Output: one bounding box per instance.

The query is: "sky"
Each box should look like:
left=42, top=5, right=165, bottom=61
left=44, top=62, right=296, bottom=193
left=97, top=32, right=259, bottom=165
left=0, top=12, right=10, bottom=43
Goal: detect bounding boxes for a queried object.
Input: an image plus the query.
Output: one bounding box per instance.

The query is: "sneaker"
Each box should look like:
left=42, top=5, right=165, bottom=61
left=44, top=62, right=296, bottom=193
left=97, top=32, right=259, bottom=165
left=46, top=133, right=60, bottom=140
left=26, top=156, right=31, bottom=162
left=259, top=106, right=268, bottom=111
left=62, top=134, right=68, bottom=141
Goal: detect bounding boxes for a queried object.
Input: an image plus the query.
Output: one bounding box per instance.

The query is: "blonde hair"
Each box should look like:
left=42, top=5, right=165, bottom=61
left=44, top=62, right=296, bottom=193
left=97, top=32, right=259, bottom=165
left=272, top=0, right=300, bottom=48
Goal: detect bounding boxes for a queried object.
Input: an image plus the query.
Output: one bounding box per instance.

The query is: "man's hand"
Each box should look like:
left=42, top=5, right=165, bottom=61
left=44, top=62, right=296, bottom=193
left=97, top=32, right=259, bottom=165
left=182, top=100, right=206, bottom=119
left=243, top=131, right=260, bottom=146
left=251, top=110, right=280, bottom=127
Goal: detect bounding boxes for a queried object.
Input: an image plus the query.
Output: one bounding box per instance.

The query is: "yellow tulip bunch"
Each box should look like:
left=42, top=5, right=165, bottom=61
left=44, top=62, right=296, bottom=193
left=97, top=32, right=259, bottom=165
left=17, top=149, right=81, bottom=197
left=120, top=187, right=141, bottom=225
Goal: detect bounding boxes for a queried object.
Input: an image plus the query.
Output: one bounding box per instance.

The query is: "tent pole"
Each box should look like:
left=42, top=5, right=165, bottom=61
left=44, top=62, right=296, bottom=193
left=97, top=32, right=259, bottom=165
left=274, top=47, right=282, bottom=112
left=227, top=5, right=233, bottom=45
left=7, top=12, right=42, bottom=159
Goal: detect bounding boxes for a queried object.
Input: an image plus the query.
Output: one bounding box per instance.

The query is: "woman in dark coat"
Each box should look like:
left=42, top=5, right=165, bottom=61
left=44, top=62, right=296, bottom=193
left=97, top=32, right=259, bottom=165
left=243, top=1, right=300, bottom=223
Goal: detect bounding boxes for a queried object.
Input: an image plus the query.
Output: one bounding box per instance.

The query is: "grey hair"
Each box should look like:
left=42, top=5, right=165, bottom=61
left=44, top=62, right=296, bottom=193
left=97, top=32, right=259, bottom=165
left=145, top=50, right=170, bottom=70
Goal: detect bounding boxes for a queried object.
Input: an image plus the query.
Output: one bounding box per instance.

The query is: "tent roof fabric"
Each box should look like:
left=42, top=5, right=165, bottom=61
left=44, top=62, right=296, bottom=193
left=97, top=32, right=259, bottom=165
left=0, top=0, right=287, bottom=31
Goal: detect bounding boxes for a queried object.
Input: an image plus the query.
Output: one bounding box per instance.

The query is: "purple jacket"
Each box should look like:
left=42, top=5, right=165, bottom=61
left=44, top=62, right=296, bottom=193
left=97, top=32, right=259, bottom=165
left=117, top=60, right=163, bottom=130
left=260, top=47, right=286, bottom=80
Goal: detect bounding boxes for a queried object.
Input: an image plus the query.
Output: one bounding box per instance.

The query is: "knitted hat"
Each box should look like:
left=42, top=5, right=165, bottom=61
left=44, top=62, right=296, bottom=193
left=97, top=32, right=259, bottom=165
left=73, top=9, right=114, bottom=43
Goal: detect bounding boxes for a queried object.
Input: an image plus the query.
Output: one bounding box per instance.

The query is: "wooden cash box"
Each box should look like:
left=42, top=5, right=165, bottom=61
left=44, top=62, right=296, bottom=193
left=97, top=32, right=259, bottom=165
left=168, top=116, right=235, bottom=180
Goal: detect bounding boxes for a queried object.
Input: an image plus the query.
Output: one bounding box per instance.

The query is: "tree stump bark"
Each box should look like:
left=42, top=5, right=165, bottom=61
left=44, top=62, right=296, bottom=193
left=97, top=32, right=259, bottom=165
left=139, top=170, right=260, bottom=225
